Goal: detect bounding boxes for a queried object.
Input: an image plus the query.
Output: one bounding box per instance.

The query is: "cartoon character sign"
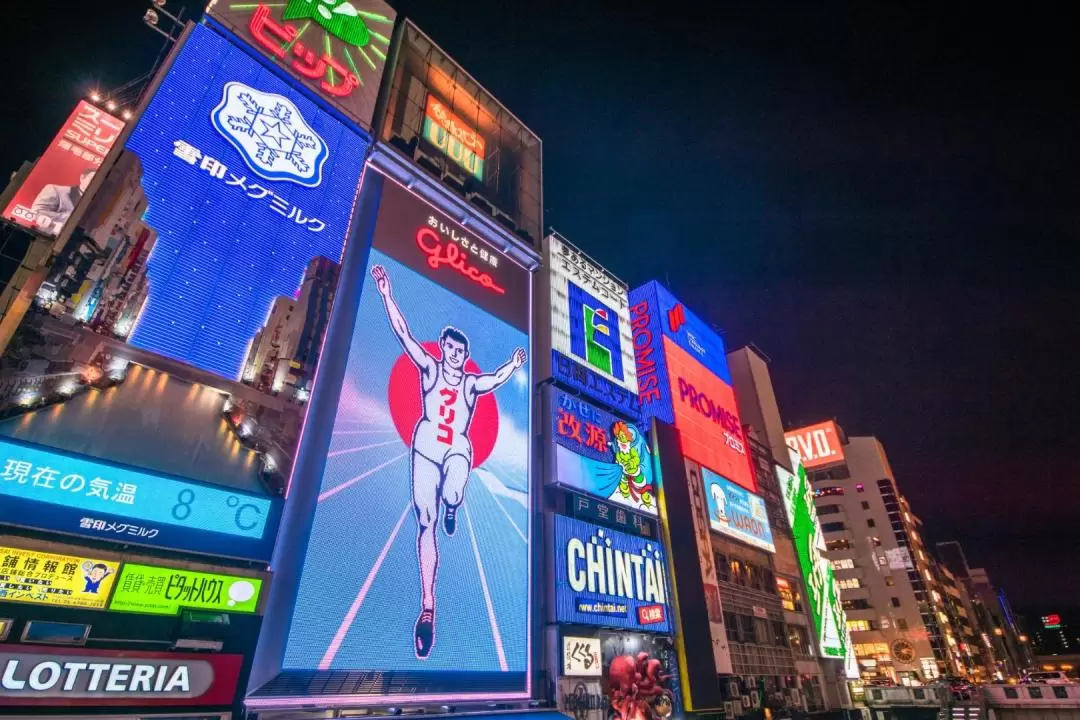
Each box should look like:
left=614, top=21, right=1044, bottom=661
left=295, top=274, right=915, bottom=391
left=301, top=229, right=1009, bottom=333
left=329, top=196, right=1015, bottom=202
left=606, top=652, right=674, bottom=720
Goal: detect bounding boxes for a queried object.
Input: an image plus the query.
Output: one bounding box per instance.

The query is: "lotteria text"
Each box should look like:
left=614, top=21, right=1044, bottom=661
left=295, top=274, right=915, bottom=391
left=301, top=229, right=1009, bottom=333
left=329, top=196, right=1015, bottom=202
left=1, top=659, right=192, bottom=694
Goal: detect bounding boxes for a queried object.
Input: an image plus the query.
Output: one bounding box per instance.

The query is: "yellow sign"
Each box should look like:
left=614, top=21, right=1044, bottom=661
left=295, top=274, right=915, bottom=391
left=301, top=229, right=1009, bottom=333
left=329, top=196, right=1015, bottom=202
left=0, top=546, right=118, bottom=609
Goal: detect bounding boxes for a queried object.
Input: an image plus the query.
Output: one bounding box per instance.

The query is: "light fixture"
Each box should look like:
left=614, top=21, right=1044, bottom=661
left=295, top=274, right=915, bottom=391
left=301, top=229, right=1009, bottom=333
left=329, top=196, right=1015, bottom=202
left=106, top=100, right=117, bottom=111
left=89, top=91, right=102, bottom=102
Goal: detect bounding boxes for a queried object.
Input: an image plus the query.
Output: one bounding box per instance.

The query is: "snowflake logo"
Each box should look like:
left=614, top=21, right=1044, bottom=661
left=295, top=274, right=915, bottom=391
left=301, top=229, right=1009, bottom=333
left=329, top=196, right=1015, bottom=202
left=211, top=82, right=328, bottom=187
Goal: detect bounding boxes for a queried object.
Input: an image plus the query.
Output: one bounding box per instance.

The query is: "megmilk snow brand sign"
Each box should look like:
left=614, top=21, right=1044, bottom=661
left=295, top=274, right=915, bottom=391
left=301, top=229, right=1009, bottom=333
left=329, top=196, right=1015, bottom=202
left=784, top=420, right=845, bottom=470
left=0, top=647, right=243, bottom=706
left=553, top=515, right=670, bottom=633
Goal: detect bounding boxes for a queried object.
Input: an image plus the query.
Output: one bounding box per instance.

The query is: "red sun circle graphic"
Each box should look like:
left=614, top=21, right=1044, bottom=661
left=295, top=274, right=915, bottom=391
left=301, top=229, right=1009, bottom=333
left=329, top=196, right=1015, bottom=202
left=387, top=341, right=500, bottom=468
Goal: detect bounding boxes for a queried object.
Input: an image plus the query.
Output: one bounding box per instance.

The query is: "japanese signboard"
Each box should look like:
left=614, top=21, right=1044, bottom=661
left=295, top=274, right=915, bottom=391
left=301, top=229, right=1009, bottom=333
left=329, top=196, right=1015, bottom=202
left=702, top=468, right=776, bottom=553
left=784, top=420, right=845, bottom=471
left=206, top=0, right=395, bottom=132
left=563, top=635, right=602, bottom=677
left=629, top=282, right=756, bottom=491
left=553, top=515, right=671, bottom=633
left=566, top=491, right=658, bottom=540
left=0, top=647, right=243, bottom=707
left=275, top=170, right=532, bottom=701
left=0, top=546, right=118, bottom=610
left=108, top=563, right=262, bottom=616
left=551, top=388, right=658, bottom=516
left=546, top=234, right=638, bottom=415
left=423, top=95, right=486, bottom=181
left=600, top=631, right=681, bottom=720
left=2, top=101, right=124, bottom=237
left=776, top=449, right=855, bottom=671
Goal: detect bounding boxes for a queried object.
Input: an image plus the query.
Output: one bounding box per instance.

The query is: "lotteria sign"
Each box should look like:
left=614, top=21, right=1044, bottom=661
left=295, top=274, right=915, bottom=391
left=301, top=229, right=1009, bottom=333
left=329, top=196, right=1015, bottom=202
left=553, top=515, right=671, bottom=633
left=628, top=282, right=756, bottom=492
left=0, top=647, right=242, bottom=706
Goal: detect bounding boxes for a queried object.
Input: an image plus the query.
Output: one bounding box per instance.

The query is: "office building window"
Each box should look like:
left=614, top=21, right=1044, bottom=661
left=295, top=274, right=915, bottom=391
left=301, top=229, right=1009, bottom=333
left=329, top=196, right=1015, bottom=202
left=896, top=618, right=908, bottom=630
left=747, top=562, right=762, bottom=591
left=731, top=558, right=745, bottom=586
left=838, top=578, right=862, bottom=590
left=817, top=486, right=844, bottom=497
left=867, top=518, right=876, bottom=528
left=817, top=504, right=842, bottom=516
left=725, top=612, right=739, bottom=641
left=715, top=552, right=729, bottom=583
left=891, top=597, right=902, bottom=608
left=762, top=568, right=776, bottom=594
left=826, top=539, right=853, bottom=551
left=789, top=625, right=812, bottom=656
left=843, top=598, right=872, bottom=611
left=741, top=614, right=756, bottom=642
left=848, top=619, right=875, bottom=632
left=832, top=558, right=856, bottom=570
left=861, top=500, right=871, bottom=510
left=884, top=575, right=895, bottom=586
left=772, top=621, right=789, bottom=647
left=821, top=521, right=846, bottom=533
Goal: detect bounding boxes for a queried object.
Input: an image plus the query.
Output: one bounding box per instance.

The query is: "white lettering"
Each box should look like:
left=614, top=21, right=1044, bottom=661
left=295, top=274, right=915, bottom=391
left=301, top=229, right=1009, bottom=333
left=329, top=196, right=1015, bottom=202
left=2, top=660, right=25, bottom=690
left=614, top=550, right=632, bottom=598
left=130, top=664, right=155, bottom=692
left=629, top=554, right=645, bottom=600
left=154, top=665, right=168, bottom=692
left=604, top=546, right=615, bottom=595
left=644, top=559, right=660, bottom=603
left=567, top=539, right=587, bottom=591
left=586, top=542, right=604, bottom=593
left=86, top=663, right=110, bottom=692
left=28, top=661, right=61, bottom=691
left=163, top=665, right=189, bottom=693
left=105, top=663, right=131, bottom=692
left=62, top=662, right=86, bottom=691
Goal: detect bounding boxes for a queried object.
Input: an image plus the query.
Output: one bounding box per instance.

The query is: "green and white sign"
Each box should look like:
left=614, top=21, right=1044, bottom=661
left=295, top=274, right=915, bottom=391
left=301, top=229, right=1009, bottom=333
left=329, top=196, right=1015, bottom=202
left=777, top=450, right=858, bottom=678
left=109, top=563, right=262, bottom=616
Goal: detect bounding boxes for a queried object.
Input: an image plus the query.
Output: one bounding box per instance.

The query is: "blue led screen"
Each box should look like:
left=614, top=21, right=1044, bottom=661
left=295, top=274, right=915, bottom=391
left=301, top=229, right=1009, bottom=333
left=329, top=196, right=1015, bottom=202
left=126, top=23, right=368, bottom=377
left=630, top=281, right=730, bottom=386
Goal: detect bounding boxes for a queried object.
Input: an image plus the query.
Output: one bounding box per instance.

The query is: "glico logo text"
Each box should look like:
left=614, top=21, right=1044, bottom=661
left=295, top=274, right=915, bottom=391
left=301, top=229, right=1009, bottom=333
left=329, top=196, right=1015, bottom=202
left=677, top=378, right=741, bottom=436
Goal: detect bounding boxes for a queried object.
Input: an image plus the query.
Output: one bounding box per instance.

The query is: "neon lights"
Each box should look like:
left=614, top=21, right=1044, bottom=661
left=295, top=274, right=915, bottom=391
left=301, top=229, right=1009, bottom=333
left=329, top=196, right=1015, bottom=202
left=422, top=95, right=485, bottom=181
left=415, top=227, right=505, bottom=294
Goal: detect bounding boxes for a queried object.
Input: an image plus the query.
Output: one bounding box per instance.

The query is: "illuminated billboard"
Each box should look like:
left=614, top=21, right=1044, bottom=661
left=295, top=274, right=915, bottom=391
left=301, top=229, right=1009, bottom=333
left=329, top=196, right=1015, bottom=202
left=379, top=21, right=542, bottom=247
left=2, top=101, right=124, bottom=237
left=109, top=563, right=262, bottom=616
left=553, top=515, right=671, bottom=633
left=629, top=282, right=755, bottom=491
left=776, top=449, right=853, bottom=665
left=0, top=546, right=118, bottom=610
left=551, top=387, right=658, bottom=516
left=206, top=0, right=395, bottom=132
left=0, top=23, right=361, bottom=560
left=545, top=233, right=638, bottom=416
left=277, top=170, right=531, bottom=699
left=785, top=420, right=845, bottom=470
left=702, top=468, right=775, bottom=553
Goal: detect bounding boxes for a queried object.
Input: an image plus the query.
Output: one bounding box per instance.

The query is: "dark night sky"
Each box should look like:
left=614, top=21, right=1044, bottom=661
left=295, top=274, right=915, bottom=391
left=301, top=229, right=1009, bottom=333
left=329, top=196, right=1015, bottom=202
left=2, top=3, right=1077, bottom=612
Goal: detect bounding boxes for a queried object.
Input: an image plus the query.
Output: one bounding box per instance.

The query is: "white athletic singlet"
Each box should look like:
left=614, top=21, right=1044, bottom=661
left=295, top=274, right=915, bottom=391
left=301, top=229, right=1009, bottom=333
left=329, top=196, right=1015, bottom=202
left=411, top=363, right=476, bottom=464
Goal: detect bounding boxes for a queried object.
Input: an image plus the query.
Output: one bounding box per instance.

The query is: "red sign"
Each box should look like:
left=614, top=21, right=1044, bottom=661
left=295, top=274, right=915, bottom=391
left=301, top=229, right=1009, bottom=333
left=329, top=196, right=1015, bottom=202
left=664, top=337, right=756, bottom=492
left=3, top=101, right=124, bottom=237
left=0, top=646, right=242, bottom=707
left=415, top=226, right=505, bottom=294
left=424, top=95, right=486, bottom=157
left=637, top=604, right=666, bottom=625
left=784, top=420, right=845, bottom=470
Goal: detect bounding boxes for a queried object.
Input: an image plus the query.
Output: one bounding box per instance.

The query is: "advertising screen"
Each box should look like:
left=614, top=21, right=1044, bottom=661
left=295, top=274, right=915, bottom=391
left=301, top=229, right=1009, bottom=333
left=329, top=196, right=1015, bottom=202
left=206, top=0, right=395, bottom=132
left=0, top=546, right=118, bottom=610
left=776, top=450, right=853, bottom=663
left=0, top=24, right=365, bottom=560
left=422, top=95, right=486, bottom=181
left=553, top=515, right=671, bottom=633
left=701, top=468, right=775, bottom=553
left=600, top=631, right=682, bottom=720
left=551, top=387, right=657, bottom=516
left=280, top=172, right=531, bottom=697
left=109, top=563, right=262, bottom=616
left=631, top=280, right=731, bottom=385
left=785, top=420, right=845, bottom=470
left=546, top=234, right=638, bottom=415
left=2, top=101, right=124, bottom=237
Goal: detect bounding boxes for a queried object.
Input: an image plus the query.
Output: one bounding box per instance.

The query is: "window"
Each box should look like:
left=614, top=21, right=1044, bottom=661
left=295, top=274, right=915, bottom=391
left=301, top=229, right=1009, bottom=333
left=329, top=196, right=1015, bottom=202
left=817, top=504, right=842, bottom=516
left=714, top=552, right=729, bottom=583
left=821, top=521, right=846, bottom=533
left=896, top=618, right=909, bottom=630
left=740, top=614, right=756, bottom=642
left=832, top=558, right=856, bottom=570
left=754, top=617, right=771, bottom=645
left=856, top=483, right=865, bottom=492
left=867, top=518, right=876, bottom=528
left=838, top=578, right=862, bottom=590
left=725, top=612, right=739, bottom=641
left=884, top=575, right=895, bottom=586
left=891, top=597, right=902, bottom=608
left=848, top=619, right=874, bottom=632
left=763, top=568, right=776, bottom=594
left=869, top=536, right=882, bottom=547
left=789, top=625, right=812, bottom=656
left=730, top=558, right=745, bottom=586
left=826, top=539, right=853, bottom=551
left=816, top=486, right=844, bottom=497
left=777, top=577, right=802, bottom=612
left=772, top=621, right=789, bottom=647
left=861, top=500, right=871, bottom=510
left=843, top=599, right=872, bottom=611
left=747, top=563, right=762, bottom=591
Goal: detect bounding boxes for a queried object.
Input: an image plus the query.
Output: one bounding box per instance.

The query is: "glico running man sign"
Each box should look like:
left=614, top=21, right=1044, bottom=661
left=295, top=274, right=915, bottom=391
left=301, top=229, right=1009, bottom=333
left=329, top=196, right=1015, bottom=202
left=279, top=171, right=532, bottom=700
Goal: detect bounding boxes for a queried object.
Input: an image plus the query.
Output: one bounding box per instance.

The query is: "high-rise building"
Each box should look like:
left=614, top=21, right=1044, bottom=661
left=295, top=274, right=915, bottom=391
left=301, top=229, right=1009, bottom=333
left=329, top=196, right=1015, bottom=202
left=789, top=428, right=971, bottom=682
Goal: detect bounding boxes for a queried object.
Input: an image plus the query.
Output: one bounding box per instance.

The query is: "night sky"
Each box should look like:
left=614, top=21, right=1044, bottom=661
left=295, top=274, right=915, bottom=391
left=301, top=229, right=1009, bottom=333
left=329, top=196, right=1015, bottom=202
left=2, top=2, right=1076, bottom=613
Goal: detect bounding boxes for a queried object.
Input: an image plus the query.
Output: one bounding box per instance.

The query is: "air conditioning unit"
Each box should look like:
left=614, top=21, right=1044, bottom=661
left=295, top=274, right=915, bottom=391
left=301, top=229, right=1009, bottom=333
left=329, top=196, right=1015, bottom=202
left=727, top=678, right=741, bottom=697
left=724, top=701, right=737, bottom=717
left=741, top=696, right=752, bottom=710
left=746, top=676, right=758, bottom=689
left=786, top=688, right=803, bottom=706
left=750, top=694, right=761, bottom=709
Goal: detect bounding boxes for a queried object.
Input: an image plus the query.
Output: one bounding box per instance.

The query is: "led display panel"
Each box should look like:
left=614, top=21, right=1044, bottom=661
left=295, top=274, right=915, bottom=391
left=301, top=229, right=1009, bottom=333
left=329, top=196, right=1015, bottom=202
left=776, top=448, right=855, bottom=670
left=701, top=467, right=775, bottom=553
left=545, top=233, right=638, bottom=416
left=784, top=420, right=846, bottom=470
left=551, top=387, right=658, bottom=516
left=0, top=23, right=367, bottom=560
left=0, top=546, right=118, bottom=610
left=109, top=563, right=263, bottom=616
left=553, top=515, right=671, bottom=633
left=280, top=170, right=531, bottom=699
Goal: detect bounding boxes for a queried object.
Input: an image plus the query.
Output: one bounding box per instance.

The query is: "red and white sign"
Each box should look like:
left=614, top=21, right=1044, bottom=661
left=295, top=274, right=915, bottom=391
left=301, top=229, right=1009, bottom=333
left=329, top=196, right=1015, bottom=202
left=637, top=604, right=666, bottom=625
left=0, top=646, right=242, bottom=707
left=785, top=420, right=845, bottom=470
left=3, top=101, right=124, bottom=237
left=665, top=338, right=756, bottom=492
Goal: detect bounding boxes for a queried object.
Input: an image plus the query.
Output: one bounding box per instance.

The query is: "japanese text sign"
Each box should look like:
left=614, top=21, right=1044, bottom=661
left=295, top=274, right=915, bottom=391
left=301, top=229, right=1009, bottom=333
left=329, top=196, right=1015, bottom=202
left=551, top=387, right=658, bottom=516
left=553, top=515, right=671, bottom=633
left=0, top=546, right=118, bottom=610
left=423, top=95, right=485, bottom=181
left=3, top=101, right=124, bottom=237
left=784, top=420, right=845, bottom=470
left=207, top=0, right=395, bottom=132
left=701, top=468, right=776, bottom=553
left=109, top=563, right=262, bottom=616
left=563, top=635, right=602, bottom=677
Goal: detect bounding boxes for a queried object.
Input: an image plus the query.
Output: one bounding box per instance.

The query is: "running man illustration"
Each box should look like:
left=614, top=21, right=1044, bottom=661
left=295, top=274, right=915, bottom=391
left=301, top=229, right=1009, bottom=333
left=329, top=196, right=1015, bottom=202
left=371, top=264, right=528, bottom=659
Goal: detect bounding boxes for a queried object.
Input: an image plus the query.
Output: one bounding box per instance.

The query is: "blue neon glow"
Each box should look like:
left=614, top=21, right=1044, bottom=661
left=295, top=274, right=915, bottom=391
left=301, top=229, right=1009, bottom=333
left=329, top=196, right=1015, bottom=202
left=0, top=437, right=273, bottom=540
left=125, top=24, right=368, bottom=378
left=631, top=281, right=731, bottom=385
left=702, top=467, right=776, bottom=553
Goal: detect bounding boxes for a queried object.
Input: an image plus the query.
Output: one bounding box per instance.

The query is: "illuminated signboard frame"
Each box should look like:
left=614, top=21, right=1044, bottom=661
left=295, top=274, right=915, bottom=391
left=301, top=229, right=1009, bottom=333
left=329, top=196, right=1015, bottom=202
left=776, top=450, right=854, bottom=667
left=0, top=437, right=281, bottom=562
left=784, top=420, right=846, bottom=471
left=701, top=468, right=776, bottom=553
left=629, top=282, right=756, bottom=492
left=0, top=547, right=119, bottom=610
left=545, top=233, right=638, bottom=417
left=553, top=515, right=672, bottom=633
left=251, top=168, right=534, bottom=707
left=109, top=563, right=263, bottom=616
left=422, top=95, right=486, bottom=181
left=205, top=0, right=395, bottom=133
